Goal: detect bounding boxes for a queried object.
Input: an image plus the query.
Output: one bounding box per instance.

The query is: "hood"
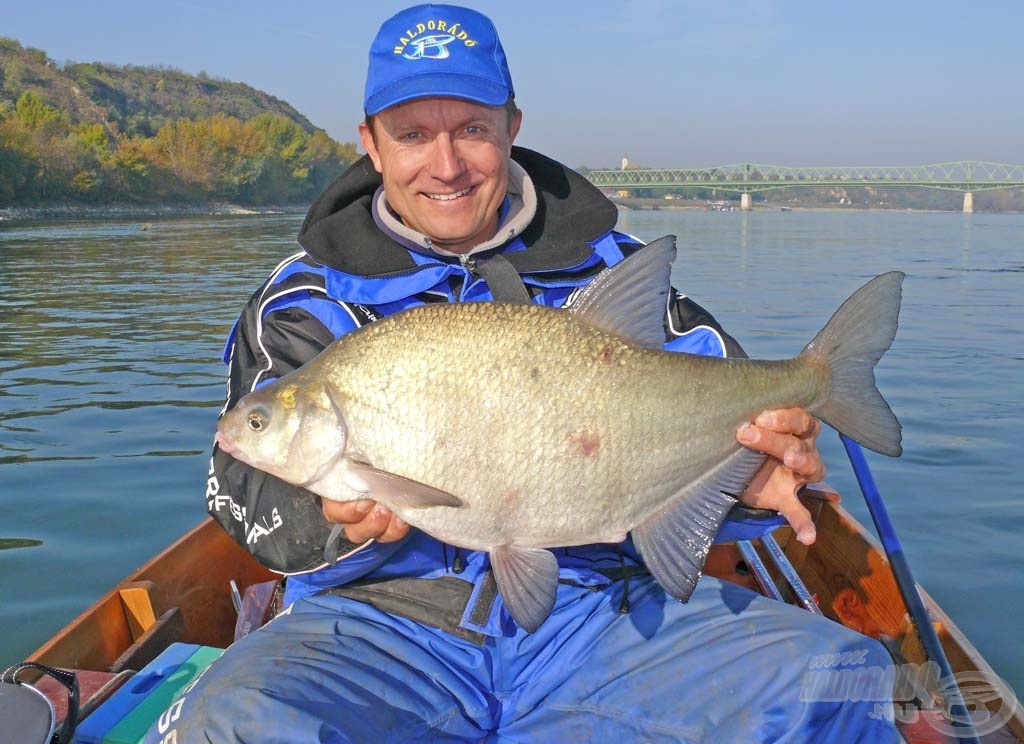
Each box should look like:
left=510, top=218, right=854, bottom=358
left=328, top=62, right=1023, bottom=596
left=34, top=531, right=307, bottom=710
left=297, top=146, right=618, bottom=278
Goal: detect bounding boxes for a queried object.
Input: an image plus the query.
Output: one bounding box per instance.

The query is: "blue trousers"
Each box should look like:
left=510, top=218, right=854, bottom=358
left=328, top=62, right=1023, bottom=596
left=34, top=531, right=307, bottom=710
left=146, top=576, right=899, bottom=743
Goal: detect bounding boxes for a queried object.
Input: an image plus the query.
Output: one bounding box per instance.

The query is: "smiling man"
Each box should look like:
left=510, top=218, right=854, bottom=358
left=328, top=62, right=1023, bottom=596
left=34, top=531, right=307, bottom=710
left=159, top=5, right=899, bottom=742
left=360, top=98, right=521, bottom=254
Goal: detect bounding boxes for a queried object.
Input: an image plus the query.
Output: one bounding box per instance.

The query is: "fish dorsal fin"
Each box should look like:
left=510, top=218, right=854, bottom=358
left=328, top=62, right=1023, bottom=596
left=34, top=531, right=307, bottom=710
left=490, top=544, right=559, bottom=633
left=632, top=447, right=765, bottom=602
left=569, top=234, right=677, bottom=349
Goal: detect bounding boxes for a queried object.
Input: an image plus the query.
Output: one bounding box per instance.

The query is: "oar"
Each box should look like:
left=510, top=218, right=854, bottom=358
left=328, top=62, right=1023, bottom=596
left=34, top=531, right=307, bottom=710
left=841, top=435, right=981, bottom=744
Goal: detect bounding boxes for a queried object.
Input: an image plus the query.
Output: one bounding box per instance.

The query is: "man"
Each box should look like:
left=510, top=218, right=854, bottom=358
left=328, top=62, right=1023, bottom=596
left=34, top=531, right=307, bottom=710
left=160, top=5, right=898, bottom=741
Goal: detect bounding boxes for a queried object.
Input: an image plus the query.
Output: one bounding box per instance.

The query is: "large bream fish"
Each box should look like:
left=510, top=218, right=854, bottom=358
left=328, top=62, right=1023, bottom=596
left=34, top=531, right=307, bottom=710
left=217, top=236, right=904, bottom=632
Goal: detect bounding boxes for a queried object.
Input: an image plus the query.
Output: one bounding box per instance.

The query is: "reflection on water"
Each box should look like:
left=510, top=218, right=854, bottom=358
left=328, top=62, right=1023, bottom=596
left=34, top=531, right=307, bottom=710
left=2, top=209, right=1022, bottom=695
left=0, top=539, right=44, bottom=551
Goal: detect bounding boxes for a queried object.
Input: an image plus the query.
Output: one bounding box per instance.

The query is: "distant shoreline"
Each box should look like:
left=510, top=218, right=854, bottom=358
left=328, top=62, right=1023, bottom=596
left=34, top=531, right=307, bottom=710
left=0, top=202, right=308, bottom=221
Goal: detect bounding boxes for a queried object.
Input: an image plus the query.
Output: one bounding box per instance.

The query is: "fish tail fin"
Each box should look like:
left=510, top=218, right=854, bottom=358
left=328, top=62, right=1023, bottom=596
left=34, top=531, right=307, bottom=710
left=803, top=271, right=905, bottom=457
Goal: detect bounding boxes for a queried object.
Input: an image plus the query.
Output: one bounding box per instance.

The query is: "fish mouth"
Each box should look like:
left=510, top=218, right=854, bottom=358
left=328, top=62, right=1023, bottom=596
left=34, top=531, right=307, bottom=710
left=214, top=430, right=236, bottom=456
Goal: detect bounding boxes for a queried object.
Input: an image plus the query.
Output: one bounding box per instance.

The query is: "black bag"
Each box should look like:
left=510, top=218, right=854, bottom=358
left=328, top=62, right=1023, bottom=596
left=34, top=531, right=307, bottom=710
left=0, top=663, right=78, bottom=744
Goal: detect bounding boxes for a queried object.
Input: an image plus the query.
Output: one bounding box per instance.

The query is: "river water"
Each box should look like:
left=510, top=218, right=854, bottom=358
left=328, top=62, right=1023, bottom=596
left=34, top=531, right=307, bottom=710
left=1, top=208, right=1021, bottom=693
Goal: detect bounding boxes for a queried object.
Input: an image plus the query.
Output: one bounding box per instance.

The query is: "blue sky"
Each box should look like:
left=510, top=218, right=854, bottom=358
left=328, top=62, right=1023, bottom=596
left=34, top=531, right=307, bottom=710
left=6, top=1, right=1021, bottom=168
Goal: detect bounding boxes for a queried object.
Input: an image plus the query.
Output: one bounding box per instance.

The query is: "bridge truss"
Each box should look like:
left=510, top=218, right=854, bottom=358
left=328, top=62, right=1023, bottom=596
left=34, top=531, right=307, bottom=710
left=586, top=161, right=1024, bottom=194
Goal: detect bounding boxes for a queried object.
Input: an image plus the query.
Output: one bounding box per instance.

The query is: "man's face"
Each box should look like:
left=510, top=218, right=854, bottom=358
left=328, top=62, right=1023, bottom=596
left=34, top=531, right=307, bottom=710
left=359, top=97, right=523, bottom=255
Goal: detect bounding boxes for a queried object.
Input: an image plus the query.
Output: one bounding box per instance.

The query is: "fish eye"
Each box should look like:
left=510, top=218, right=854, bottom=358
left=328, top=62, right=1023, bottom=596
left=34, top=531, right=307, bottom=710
left=247, top=408, right=270, bottom=432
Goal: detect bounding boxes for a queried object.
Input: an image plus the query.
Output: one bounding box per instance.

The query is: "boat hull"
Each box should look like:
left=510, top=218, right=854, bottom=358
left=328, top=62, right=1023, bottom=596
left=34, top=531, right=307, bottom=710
left=26, top=504, right=1024, bottom=742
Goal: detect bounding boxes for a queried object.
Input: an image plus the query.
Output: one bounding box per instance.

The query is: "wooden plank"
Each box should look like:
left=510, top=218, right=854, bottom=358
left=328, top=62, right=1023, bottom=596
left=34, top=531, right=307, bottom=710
left=26, top=593, right=134, bottom=672
left=110, top=607, right=185, bottom=673
left=786, top=502, right=909, bottom=637
left=119, top=581, right=158, bottom=640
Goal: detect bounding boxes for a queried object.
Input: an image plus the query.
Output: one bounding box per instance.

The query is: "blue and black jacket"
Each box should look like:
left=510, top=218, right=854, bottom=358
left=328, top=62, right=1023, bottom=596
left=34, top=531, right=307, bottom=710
left=207, top=147, right=743, bottom=637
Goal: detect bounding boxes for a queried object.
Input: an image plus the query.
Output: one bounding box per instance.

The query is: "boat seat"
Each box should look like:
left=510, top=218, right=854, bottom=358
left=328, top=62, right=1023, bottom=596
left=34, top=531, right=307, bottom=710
left=714, top=504, right=789, bottom=544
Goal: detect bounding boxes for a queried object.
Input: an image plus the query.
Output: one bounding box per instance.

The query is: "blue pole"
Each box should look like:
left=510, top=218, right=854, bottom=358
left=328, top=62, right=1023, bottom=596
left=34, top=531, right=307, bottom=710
left=840, top=435, right=980, bottom=743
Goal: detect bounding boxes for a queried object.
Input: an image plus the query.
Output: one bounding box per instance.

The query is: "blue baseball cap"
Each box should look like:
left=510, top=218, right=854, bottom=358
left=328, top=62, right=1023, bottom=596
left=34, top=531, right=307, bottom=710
left=364, top=4, right=514, bottom=115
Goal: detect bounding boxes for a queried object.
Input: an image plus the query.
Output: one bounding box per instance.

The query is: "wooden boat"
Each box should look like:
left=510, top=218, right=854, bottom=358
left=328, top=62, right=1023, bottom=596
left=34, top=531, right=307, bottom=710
left=25, top=497, right=1024, bottom=743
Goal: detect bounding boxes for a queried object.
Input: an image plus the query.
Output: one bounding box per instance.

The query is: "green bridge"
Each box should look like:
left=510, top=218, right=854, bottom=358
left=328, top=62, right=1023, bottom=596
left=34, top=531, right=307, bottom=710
left=585, top=160, right=1024, bottom=212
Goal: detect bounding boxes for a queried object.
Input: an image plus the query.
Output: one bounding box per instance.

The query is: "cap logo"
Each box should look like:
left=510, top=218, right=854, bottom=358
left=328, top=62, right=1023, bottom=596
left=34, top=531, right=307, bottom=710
left=393, top=20, right=478, bottom=57
left=403, top=33, right=456, bottom=60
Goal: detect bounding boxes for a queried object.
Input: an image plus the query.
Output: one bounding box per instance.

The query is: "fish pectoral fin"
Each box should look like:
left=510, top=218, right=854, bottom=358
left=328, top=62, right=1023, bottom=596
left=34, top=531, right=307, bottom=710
left=632, top=447, right=766, bottom=602
left=345, top=460, right=463, bottom=509
left=490, top=544, right=559, bottom=633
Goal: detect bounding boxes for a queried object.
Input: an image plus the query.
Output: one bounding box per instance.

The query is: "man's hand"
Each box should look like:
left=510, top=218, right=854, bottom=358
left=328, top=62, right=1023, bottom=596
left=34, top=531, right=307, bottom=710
left=736, top=408, right=827, bottom=546
left=322, top=499, right=410, bottom=544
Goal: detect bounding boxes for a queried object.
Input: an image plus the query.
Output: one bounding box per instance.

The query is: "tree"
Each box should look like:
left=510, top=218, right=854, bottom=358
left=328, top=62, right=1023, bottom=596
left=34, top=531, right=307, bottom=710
left=15, top=90, right=70, bottom=132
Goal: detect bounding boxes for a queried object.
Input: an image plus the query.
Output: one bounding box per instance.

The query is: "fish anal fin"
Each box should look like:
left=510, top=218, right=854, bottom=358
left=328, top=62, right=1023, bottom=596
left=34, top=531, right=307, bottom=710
left=632, top=447, right=765, bottom=602
left=345, top=460, right=463, bottom=509
left=490, top=544, right=559, bottom=633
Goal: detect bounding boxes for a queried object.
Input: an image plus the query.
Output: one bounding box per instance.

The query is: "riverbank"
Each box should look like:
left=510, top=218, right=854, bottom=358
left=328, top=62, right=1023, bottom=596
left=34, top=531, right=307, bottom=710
left=0, top=202, right=305, bottom=221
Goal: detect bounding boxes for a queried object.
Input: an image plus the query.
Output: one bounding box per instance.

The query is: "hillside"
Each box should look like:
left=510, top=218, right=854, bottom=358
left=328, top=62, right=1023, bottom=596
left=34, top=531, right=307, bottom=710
left=0, top=37, right=357, bottom=207
left=0, top=39, right=112, bottom=130
left=0, top=38, right=316, bottom=137
left=62, top=63, right=319, bottom=138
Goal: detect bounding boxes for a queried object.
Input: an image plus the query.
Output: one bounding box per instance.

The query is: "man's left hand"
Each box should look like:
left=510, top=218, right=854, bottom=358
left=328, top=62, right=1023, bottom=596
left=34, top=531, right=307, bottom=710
left=736, top=408, right=827, bottom=545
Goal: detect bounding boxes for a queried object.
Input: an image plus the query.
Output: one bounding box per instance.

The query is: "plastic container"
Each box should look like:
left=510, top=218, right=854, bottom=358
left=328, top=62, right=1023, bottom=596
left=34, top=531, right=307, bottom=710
left=73, top=644, right=222, bottom=743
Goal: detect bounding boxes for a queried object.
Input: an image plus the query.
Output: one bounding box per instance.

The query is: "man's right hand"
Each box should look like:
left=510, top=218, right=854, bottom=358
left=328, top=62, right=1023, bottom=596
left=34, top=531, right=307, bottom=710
left=322, top=499, right=411, bottom=543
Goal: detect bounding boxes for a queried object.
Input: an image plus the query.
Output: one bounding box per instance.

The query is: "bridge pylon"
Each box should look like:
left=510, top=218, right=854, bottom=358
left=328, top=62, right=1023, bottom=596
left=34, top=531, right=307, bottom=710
left=963, top=192, right=974, bottom=214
